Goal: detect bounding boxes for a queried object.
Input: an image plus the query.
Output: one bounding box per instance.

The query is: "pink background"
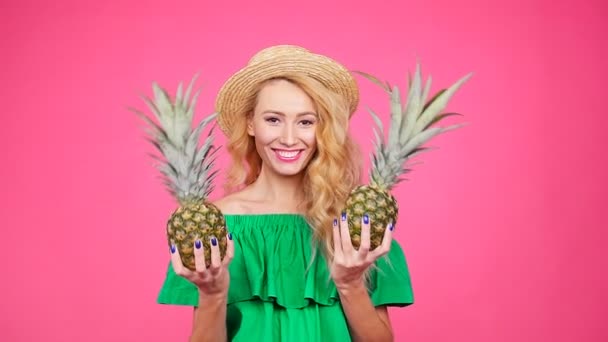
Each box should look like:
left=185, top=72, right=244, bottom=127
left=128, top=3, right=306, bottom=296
left=2, top=0, right=607, bottom=341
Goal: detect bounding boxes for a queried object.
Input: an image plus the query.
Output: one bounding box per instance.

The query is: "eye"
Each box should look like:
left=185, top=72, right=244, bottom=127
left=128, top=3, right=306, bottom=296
left=299, top=119, right=316, bottom=127
left=264, top=117, right=280, bottom=124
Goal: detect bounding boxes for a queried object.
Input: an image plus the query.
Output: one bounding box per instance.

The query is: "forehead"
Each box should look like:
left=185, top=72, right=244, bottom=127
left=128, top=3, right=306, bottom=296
left=255, top=79, right=316, bottom=113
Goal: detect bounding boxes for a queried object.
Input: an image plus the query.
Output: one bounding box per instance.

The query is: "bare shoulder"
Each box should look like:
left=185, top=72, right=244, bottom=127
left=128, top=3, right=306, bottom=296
left=211, top=186, right=280, bottom=215
left=211, top=190, right=249, bottom=214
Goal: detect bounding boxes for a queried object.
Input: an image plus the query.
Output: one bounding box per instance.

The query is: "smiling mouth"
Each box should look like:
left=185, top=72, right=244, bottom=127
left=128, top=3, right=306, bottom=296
left=273, top=149, right=303, bottom=162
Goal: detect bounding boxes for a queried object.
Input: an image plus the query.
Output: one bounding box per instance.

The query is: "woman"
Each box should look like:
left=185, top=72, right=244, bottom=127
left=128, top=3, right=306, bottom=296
left=157, top=45, right=414, bottom=341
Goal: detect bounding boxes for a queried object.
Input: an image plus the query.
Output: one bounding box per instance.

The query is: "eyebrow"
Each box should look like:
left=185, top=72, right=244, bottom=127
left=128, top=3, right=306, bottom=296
left=261, top=110, right=318, bottom=117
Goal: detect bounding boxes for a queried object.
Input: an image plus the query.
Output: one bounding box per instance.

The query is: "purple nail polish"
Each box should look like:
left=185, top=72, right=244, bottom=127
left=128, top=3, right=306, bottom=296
left=341, top=212, right=347, bottom=221
left=195, top=240, right=202, bottom=249
left=170, top=245, right=176, bottom=254
left=333, top=218, right=338, bottom=226
left=228, top=233, right=233, bottom=240
left=389, top=222, right=394, bottom=231
left=211, top=237, right=217, bottom=246
left=363, top=214, right=369, bottom=224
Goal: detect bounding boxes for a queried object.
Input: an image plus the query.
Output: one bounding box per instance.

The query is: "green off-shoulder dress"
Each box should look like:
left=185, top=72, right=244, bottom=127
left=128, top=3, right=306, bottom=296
left=157, top=214, right=414, bottom=341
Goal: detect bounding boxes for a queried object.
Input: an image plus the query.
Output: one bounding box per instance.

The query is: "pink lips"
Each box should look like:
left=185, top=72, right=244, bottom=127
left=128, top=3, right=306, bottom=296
left=273, top=149, right=303, bottom=163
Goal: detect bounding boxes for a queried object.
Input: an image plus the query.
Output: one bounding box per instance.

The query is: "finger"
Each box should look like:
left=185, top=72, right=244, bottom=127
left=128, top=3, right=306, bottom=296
left=339, top=211, right=354, bottom=252
left=358, top=214, right=371, bottom=260
left=209, top=236, right=221, bottom=276
left=332, top=218, right=344, bottom=259
left=222, top=232, right=235, bottom=266
left=170, top=243, right=193, bottom=278
left=193, top=239, right=207, bottom=273
left=370, top=221, right=394, bottom=260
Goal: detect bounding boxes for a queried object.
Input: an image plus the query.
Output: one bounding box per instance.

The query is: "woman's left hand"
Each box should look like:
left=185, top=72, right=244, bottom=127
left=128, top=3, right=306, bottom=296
left=330, top=212, right=393, bottom=291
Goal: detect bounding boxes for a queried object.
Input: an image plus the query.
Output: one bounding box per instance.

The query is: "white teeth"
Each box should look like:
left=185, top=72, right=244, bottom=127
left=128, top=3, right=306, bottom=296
left=277, top=150, right=300, bottom=158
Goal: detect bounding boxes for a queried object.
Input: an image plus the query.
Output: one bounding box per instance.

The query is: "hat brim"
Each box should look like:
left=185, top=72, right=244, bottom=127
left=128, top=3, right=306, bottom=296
left=215, top=46, right=359, bottom=135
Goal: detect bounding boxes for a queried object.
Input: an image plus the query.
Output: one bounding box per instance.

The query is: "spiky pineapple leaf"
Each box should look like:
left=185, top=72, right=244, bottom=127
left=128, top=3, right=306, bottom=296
left=407, top=70, right=412, bottom=89
left=401, top=126, right=443, bottom=158
left=441, top=122, right=469, bottom=134
left=183, top=74, right=198, bottom=106
left=360, top=66, right=471, bottom=190
left=406, top=146, right=438, bottom=160
left=423, top=112, right=463, bottom=131
left=186, top=89, right=202, bottom=122
left=388, top=86, right=404, bottom=149
left=423, top=89, right=446, bottom=113
left=366, top=107, right=385, bottom=136
left=176, top=82, right=184, bottom=109
left=415, top=73, right=472, bottom=135
left=157, top=163, right=180, bottom=186
left=421, top=76, right=432, bottom=108
left=400, top=63, right=423, bottom=145
left=128, top=106, right=167, bottom=140
left=132, top=74, right=220, bottom=204
left=152, top=83, right=177, bottom=135
left=352, top=70, right=391, bottom=93
left=140, top=94, right=164, bottom=125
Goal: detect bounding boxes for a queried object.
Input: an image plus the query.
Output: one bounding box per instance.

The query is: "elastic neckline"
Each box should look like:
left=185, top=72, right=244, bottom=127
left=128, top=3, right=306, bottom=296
left=224, top=213, right=305, bottom=217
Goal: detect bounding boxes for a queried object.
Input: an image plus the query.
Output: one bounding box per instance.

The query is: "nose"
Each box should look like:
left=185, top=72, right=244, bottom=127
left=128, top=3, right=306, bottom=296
left=279, top=124, right=297, bottom=146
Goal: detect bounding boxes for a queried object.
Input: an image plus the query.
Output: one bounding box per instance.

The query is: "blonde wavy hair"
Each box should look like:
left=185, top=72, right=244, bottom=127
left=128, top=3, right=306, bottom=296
left=223, top=74, right=362, bottom=260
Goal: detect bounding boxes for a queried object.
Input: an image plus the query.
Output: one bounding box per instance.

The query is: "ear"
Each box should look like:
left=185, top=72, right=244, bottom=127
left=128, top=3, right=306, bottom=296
left=246, top=112, right=255, bottom=136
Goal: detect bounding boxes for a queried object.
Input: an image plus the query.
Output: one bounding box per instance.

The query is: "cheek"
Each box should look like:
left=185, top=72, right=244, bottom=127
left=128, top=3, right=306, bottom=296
left=303, top=131, right=317, bottom=149
left=253, top=134, right=273, bottom=151
left=251, top=123, right=276, bottom=145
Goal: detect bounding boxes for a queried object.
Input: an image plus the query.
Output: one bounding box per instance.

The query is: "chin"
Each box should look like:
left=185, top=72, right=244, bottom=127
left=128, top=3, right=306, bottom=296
left=270, top=160, right=310, bottom=177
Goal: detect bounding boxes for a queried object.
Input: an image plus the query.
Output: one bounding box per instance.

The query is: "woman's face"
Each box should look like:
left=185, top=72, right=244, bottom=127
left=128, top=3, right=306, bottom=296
left=248, top=79, right=318, bottom=177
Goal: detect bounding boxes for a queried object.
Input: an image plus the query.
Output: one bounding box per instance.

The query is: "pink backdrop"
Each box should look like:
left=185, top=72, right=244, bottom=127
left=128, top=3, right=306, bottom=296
left=2, top=0, right=607, bottom=341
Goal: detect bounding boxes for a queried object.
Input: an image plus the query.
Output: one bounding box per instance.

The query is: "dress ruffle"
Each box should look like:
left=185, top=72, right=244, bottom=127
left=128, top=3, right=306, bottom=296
left=226, top=214, right=338, bottom=308
left=157, top=214, right=414, bottom=309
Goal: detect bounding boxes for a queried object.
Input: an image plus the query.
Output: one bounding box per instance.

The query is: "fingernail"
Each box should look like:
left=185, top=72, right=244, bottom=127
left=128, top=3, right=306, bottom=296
left=363, top=214, right=369, bottom=224
left=211, top=237, right=217, bottom=246
left=341, top=212, right=347, bottom=221
left=228, top=233, right=233, bottom=240
left=333, top=218, right=338, bottom=226
left=389, top=222, right=394, bottom=231
left=170, top=244, right=176, bottom=254
left=195, top=240, right=202, bottom=249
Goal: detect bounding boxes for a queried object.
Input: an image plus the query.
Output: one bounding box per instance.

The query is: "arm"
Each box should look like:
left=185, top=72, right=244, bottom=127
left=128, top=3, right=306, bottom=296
left=331, top=214, right=395, bottom=342
left=171, top=235, right=234, bottom=342
left=190, top=293, right=228, bottom=342
left=338, top=283, right=393, bottom=341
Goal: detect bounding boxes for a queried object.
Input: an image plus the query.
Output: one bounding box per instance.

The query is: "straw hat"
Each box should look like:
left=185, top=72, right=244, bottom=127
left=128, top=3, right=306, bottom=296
left=215, top=45, right=359, bottom=134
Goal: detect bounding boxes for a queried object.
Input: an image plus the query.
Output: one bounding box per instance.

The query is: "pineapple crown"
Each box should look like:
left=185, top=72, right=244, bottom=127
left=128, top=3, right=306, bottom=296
left=130, top=74, right=220, bottom=205
left=354, top=64, right=472, bottom=191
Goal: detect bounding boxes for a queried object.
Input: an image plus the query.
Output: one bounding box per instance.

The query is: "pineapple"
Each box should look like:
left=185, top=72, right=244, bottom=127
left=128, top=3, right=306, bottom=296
left=346, top=65, right=473, bottom=249
left=130, top=75, right=227, bottom=269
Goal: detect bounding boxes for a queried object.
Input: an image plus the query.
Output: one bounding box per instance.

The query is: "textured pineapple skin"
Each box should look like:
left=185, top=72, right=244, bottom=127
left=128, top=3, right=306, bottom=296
left=166, top=202, right=227, bottom=270
left=345, top=185, right=398, bottom=249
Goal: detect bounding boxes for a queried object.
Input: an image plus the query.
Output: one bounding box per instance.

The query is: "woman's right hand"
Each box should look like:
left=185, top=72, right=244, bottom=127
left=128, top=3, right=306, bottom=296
left=170, top=233, right=235, bottom=298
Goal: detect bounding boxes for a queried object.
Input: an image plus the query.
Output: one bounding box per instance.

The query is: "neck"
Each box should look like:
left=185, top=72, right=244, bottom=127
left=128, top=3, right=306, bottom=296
left=248, top=164, right=306, bottom=210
